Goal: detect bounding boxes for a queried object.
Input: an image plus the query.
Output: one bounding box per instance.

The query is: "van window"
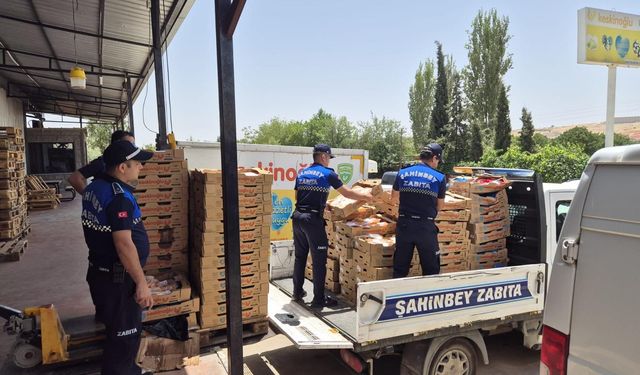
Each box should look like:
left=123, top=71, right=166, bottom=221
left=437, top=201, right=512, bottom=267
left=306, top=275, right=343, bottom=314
left=555, top=201, right=571, bottom=241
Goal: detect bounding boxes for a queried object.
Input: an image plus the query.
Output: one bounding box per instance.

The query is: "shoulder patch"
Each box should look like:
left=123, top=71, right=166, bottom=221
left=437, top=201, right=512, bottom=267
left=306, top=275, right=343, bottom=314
left=112, top=182, right=125, bottom=195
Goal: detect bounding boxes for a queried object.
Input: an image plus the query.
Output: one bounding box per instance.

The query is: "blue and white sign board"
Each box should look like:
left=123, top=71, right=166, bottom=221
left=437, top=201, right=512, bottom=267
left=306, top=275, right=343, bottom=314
left=356, top=264, right=545, bottom=343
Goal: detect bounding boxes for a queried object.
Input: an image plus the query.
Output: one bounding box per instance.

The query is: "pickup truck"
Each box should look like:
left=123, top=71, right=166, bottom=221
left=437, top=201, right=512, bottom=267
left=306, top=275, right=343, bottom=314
left=268, top=168, right=577, bottom=375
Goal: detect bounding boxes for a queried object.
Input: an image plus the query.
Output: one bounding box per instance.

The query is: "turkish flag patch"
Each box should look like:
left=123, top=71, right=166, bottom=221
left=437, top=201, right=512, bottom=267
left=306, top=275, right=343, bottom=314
left=117, top=211, right=128, bottom=219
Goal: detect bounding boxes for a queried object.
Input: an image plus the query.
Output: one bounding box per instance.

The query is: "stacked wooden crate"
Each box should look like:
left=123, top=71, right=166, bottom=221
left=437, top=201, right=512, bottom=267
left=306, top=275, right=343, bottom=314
left=190, top=168, right=272, bottom=330
left=135, top=149, right=198, bottom=323
left=449, top=176, right=511, bottom=270
left=0, top=127, right=28, bottom=261
left=435, top=193, right=472, bottom=273
left=25, top=175, right=60, bottom=210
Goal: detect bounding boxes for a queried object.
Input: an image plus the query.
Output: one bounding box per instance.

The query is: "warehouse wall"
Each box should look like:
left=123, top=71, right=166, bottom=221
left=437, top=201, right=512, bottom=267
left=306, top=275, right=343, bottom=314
left=0, top=86, right=24, bottom=128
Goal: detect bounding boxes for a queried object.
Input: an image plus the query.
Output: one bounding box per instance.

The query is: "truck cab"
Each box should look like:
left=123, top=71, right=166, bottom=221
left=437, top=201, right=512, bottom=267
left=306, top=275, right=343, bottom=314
left=541, top=145, right=640, bottom=375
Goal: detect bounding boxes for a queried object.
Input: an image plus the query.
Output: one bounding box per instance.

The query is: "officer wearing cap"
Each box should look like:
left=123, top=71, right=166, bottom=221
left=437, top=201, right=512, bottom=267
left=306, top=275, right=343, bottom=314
left=68, top=130, right=135, bottom=194
left=292, top=144, right=373, bottom=308
left=81, top=140, right=154, bottom=374
left=391, top=143, right=447, bottom=278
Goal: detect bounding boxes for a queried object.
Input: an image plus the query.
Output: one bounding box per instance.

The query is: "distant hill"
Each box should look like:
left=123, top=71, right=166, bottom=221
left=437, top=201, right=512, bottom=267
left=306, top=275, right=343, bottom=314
left=514, top=121, right=640, bottom=141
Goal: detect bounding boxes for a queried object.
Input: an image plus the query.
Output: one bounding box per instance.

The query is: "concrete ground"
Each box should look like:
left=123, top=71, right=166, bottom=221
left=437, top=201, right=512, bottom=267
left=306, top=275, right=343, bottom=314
left=0, top=198, right=540, bottom=375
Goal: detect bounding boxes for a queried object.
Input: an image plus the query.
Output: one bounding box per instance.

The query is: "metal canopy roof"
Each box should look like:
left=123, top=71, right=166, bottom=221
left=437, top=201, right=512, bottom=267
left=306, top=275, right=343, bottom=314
left=0, top=0, right=195, bottom=121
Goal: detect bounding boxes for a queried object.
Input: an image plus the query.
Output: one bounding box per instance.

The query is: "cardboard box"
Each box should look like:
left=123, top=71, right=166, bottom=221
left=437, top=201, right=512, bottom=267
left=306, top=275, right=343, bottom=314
left=440, top=250, right=468, bottom=263
left=470, top=189, right=508, bottom=206
left=142, top=298, right=200, bottom=322
left=198, top=303, right=268, bottom=329
left=470, top=227, right=507, bottom=244
left=442, top=193, right=472, bottom=211
left=336, top=215, right=396, bottom=237
left=193, top=270, right=268, bottom=288
left=201, top=295, right=267, bottom=315
left=138, top=201, right=187, bottom=216
left=144, top=252, right=188, bottom=272
left=142, top=213, right=188, bottom=230
left=436, top=209, right=471, bottom=222
left=354, top=234, right=395, bottom=255
left=148, top=272, right=192, bottom=305
left=469, top=208, right=508, bottom=224
left=439, top=241, right=471, bottom=253
left=149, top=149, right=185, bottom=162
left=437, top=230, right=470, bottom=243
left=196, top=253, right=267, bottom=270
left=149, top=240, right=188, bottom=256
left=469, top=176, right=510, bottom=194
left=139, top=160, right=188, bottom=175
left=200, top=282, right=266, bottom=304
left=469, top=238, right=507, bottom=253
left=326, top=186, right=372, bottom=220
left=468, top=218, right=510, bottom=235
left=195, top=216, right=270, bottom=233
left=436, top=221, right=467, bottom=233
left=469, top=258, right=508, bottom=270
left=147, top=227, right=188, bottom=244
left=439, top=261, right=468, bottom=274
left=137, top=172, right=189, bottom=189
left=136, top=332, right=199, bottom=372
left=353, top=248, right=394, bottom=268
left=135, top=187, right=186, bottom=204
left=356, top=265, right=393, bottom=281
left=467, top=248, right=508, bottom=263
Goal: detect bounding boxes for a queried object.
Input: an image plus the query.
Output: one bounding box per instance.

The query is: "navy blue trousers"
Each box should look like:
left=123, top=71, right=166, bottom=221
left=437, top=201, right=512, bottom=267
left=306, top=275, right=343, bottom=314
left=87, top=267, right=142, bottom=375
left=292, top=210, right=328, bottom=303
left=393, top=217, right=440, bottom=278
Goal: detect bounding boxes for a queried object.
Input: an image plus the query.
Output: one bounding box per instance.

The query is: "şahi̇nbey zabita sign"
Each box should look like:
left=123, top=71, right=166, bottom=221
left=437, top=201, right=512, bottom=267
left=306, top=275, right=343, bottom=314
left=578, top=7, right=640, bottom=67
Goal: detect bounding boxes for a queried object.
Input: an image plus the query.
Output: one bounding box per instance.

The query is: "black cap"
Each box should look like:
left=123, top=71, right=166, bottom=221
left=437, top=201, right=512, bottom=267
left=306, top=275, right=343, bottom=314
left=313, top=144, right=335, bottom=159
left=420, top=143, right=444, bottom=163
left=103, top=140, right=154, bottom=167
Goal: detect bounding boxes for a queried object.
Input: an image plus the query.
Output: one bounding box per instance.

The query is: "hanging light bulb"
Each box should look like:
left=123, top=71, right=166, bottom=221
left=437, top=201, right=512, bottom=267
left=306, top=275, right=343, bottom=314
left=69, top=66, right=86, bottom=89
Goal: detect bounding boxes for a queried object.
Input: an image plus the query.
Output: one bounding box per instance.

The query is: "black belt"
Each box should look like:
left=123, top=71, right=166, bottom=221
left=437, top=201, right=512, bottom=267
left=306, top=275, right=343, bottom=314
left=89, top=262, right=112, bottom=273
left=399, top=214, right=435, bottom=221
left=296, top=207, right=321, bottom=214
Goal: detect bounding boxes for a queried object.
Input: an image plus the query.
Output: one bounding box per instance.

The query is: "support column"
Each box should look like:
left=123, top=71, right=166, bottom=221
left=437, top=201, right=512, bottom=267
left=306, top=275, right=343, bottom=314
left=605, top=65, right=616, bottom=148
left=151, top=0, right=168, bottom=150
left=215, top=0, right=243, bottom=374
left=126, top=76, right=135, bottom=136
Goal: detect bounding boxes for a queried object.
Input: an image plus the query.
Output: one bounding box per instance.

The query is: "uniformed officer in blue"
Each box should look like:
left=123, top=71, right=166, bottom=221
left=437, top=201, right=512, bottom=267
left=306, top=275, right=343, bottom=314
left=391, top=143, right=447, bottom=278
left=81, top=140, right=154, bottom=374
left=292, top=144, right=372, bottom=308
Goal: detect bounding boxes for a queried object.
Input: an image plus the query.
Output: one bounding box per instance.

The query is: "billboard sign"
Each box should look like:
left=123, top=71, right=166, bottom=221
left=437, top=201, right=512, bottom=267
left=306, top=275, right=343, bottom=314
left=578, top=7, right=640, bottom=67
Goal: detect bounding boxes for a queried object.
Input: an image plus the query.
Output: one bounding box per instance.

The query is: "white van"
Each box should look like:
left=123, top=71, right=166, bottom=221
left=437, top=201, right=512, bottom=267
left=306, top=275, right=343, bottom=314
left=540, top=145, right=640, bottom=375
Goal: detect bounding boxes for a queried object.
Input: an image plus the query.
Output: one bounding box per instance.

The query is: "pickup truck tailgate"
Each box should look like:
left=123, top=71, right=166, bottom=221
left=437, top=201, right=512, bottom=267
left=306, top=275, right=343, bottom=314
left=356, top=264, right=545, bottom=343
left=268, top=284, right=353, bottom=349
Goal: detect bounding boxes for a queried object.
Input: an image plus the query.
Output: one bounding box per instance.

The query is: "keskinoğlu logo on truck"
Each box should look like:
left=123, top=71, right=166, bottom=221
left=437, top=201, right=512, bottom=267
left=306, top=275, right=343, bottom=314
left=377, top=279, right=532, bottom=322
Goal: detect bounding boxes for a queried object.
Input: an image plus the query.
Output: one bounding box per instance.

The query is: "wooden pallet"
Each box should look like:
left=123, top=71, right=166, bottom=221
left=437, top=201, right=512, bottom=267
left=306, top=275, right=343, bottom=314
left=0, top=238, right=27, bottom=262
left=26, top=175, right=60, bottom=210
left=197, top=316, right=269, bottom=348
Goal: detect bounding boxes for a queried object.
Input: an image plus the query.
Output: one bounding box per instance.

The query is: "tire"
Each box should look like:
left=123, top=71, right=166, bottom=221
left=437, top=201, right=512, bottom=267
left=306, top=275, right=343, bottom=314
left=427, top=338, right=477, bottom=375
left=12, top=342, right=42, bottom=369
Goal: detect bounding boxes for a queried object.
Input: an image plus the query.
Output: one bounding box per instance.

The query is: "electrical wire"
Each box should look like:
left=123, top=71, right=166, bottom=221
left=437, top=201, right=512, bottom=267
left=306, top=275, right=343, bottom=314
left=142, top=5, right=158, bottom=135
left=162, top=0, right=174, bottom=134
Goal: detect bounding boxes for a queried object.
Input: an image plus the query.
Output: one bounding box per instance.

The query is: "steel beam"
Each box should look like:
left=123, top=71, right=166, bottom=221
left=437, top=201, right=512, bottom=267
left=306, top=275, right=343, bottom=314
left=0, top=14, right=152, bottom=48
left=0, top=64, right=142, bottom=78
left=151, top=0, right=169, bottom=150
left=126, top=76, right=135, bottom=136
left=215, top=0, right=244, bottom=374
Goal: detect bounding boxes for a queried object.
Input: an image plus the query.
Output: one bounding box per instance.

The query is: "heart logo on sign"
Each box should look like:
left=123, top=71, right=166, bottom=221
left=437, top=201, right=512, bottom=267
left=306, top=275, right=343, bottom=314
left=271, top=193, right=293, bottom=231
left=615, top=35, right=630, bottom=58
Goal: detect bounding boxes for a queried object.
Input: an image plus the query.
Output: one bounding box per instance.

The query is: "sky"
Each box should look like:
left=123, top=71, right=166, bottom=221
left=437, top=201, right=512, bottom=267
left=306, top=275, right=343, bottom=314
left=98, top=1, right=640, bottom=147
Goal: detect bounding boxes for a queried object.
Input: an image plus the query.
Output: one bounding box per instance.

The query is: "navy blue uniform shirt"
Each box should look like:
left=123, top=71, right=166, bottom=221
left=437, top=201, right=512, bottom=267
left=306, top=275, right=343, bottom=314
left=393, top=163, right=447, bottom=218
left=78, top=156, right=106, bottom=179
left=81, top=174, right=149, bottom=268
left=294, top=163, right=343, bottom=210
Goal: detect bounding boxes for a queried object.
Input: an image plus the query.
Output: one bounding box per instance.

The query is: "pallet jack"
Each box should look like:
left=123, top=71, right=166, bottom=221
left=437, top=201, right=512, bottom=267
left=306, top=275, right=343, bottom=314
left=1, top=304, right=104, bottom=368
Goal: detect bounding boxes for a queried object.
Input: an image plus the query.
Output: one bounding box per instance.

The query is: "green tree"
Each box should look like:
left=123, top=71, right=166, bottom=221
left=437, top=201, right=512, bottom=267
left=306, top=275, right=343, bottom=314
left=86, top=121, right=114, bottom=160
left=408, top=60, right=436, bottom=151
left=519, top=107, right=535, bottom=152
left=241, top=118, right=306, bottom=146
left=444, top=55, right=458, bottom=109
left=469, top=122, right=483, bottom=162
left=494, top=84, right=511, bottom=153
left=533, top=133, right=550, bottom=149
left=463, top=9, right=513, bottom=144
left=554, top=126, right=636, bottom=155
left=443, top=71, right=468, bottom=164
left=430, top=42, right=449, bottom=140
left=358, top=115, right=405, bottom=172
left=478, top=144, right=589, bottom=183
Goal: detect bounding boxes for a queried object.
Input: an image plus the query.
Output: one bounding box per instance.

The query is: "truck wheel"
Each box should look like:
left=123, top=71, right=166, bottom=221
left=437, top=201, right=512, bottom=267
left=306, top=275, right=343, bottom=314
left=12, top=342, right=42, bottom=369
left=427, top=338, right=477, bottom=375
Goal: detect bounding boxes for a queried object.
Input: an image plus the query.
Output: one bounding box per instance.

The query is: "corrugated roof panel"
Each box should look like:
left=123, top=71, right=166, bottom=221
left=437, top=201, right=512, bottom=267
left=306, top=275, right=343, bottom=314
left=0, top=0, right=196, bottom=120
